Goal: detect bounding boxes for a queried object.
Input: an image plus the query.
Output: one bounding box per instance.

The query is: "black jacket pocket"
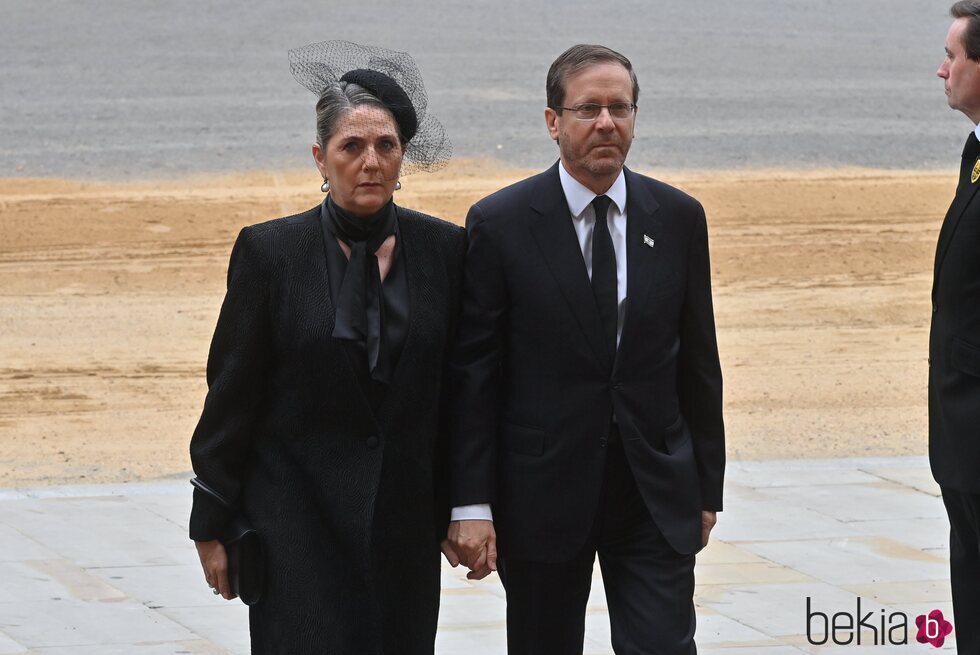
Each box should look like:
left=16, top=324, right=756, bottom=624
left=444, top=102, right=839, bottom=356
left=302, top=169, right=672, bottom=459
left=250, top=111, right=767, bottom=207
left=500, top=422, right=546, bottom=456
left=664, top=415, right=689, bottom=455
left=952, top=337, right=980, bottom=379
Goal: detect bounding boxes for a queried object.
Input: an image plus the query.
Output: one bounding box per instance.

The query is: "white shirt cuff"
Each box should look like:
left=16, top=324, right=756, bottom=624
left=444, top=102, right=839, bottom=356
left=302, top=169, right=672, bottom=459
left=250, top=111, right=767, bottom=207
left=451, top=504, right=493, bottom=521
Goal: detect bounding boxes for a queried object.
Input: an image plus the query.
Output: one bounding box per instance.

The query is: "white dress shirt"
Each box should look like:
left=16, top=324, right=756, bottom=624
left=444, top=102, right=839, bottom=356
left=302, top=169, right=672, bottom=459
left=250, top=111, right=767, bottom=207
left=451, top=161, right=630, bottom=523
left=561, top=161, right=628, bottom=346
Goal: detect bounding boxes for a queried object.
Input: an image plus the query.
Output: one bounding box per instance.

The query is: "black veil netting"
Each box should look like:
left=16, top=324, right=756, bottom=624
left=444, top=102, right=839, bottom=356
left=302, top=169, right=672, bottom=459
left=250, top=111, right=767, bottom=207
left=289, top=40, right=452, bottom=175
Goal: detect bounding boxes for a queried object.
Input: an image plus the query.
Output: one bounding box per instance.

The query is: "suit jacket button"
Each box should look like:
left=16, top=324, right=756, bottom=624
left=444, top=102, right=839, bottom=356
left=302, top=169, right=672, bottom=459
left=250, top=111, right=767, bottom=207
left=366, top=436, right=380, bottom=449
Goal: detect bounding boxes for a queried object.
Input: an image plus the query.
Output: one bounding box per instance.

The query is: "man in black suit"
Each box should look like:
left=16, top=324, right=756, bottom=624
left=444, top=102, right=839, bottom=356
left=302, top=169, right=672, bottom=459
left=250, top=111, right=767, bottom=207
left=447, top=44, right=725, bottom=654
left=933, top=4, right=980, bottom=652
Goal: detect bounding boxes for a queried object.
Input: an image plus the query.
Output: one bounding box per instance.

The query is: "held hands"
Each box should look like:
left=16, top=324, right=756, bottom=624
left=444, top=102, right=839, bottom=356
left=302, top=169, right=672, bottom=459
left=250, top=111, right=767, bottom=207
left=442, top=513, right=713, bottom=576
left=446, top=520, right=497, bottom=580
left=702, top=511, right=717, bottom=548
left=195, top=540, right=237, bottom=600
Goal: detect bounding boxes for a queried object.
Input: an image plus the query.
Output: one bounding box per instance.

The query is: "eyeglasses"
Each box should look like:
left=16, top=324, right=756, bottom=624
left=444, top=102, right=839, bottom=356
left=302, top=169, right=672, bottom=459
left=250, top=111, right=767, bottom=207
left=552, top=102, right=636, bottom=121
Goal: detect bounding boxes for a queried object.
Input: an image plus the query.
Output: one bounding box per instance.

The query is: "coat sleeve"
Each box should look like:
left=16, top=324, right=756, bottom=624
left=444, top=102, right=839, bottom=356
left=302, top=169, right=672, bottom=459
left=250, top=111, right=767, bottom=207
left=433, top=227, right=468, bottom=538
left=449, top=203, right=508, bottom=507
left=188, top=226, right=272, bottom=541
left=678, top=203, right=726, bottom=512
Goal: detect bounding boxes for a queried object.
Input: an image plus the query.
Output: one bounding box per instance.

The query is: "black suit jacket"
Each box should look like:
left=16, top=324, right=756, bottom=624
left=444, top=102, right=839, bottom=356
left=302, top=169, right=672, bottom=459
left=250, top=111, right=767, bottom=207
left=930, top=133, right=980, bottom=494
left=188, top=204, right=464, bottom=653
left=450, top=162, right=725, bottom=559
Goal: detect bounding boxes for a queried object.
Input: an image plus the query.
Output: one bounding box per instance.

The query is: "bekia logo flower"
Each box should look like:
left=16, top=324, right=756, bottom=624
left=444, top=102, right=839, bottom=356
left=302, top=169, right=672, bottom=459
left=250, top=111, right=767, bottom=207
left=915, top=610, right=953, bottom=648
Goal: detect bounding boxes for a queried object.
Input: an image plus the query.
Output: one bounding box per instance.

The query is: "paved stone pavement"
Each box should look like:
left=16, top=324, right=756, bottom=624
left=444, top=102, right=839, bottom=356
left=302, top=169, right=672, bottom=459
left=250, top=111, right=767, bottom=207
left=0, top=456, right=958, bottom=653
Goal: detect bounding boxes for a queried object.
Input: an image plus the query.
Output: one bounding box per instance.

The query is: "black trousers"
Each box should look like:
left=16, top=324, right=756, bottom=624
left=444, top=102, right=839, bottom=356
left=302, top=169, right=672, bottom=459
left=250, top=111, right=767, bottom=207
left=498, top=440, right=697, bottom=655
left=943, top=487, right=980, bottom=655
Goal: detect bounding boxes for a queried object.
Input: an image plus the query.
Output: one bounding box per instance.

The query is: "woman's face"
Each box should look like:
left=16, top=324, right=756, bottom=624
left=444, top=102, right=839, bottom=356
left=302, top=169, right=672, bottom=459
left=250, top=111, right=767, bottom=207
left=313, top=105, right=404, bottom=217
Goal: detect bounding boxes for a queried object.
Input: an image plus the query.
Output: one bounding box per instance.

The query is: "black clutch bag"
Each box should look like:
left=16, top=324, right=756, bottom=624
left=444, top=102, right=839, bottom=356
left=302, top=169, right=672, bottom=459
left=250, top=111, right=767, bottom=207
left=190, top=477, right=265, bottom=606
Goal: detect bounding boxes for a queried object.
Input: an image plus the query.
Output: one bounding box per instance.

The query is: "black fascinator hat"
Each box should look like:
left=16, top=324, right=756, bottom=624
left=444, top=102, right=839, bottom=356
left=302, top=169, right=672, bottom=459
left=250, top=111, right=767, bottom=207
left=288, top=40, right=452, bottom=174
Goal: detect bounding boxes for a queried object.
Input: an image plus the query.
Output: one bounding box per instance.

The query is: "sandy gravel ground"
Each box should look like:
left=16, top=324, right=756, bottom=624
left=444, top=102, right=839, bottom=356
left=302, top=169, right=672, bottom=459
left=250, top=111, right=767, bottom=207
left=0, top=162, right=956, bottom=486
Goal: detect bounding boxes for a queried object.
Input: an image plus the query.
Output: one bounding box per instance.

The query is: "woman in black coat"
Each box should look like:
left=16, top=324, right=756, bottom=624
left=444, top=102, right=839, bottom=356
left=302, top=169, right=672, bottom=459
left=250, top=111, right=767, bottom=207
left=188, top=41, right=463, bottom=654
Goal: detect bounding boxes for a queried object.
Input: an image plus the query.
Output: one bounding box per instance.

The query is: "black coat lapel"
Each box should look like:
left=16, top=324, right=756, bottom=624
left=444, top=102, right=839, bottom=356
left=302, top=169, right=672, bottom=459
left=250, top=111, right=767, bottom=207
left=616, top=168, right=664, bottom=366
left=380, top=208, right=421, bottom=399
left=622, top=168, right=664, bottom=308
left=528, top=163, right=610, bottom=370
left=935, top=140, right=980, bottom=287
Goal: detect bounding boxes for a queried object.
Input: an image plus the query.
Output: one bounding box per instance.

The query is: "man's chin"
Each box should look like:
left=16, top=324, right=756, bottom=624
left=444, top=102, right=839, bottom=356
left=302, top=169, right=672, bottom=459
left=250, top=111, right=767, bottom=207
left=585, top=157, right=626, bottom=176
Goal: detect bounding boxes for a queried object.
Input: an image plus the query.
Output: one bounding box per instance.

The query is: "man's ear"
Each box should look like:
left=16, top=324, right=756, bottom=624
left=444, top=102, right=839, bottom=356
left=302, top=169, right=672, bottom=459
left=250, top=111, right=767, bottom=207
left=544, top=107, right=560, bottom=142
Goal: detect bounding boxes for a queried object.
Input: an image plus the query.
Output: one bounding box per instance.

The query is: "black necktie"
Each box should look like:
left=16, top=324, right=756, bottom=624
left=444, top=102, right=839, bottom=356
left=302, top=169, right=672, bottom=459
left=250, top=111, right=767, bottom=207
left=591, top=195, right=618, bottom=362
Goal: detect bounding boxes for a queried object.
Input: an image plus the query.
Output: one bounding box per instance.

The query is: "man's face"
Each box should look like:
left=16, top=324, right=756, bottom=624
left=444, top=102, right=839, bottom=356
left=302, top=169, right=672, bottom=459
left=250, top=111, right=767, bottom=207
left=545, top=62, right=636, bottom=186
left=938, top=17, right=980, bottom=122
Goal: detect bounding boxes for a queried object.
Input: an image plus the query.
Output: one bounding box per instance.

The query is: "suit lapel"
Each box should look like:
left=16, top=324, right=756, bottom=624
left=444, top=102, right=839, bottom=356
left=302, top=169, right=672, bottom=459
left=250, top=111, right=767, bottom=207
left=935, top=173, right=980, bottom=286
left=528, top=163, right=611, bottom=370
left=616, top=169, right=664, bottom=369
left=379, top=209, right=421, bottom=402
left=936, top=134, right=980, bottom=289
left=622, top=168, right=664, bottom=310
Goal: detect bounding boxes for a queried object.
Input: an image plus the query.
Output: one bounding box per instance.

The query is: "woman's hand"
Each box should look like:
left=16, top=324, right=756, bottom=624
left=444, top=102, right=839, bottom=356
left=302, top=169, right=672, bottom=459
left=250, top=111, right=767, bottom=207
left=440, top=539, right=460, bottom=567
left=195, top=540, right=236, bottom=600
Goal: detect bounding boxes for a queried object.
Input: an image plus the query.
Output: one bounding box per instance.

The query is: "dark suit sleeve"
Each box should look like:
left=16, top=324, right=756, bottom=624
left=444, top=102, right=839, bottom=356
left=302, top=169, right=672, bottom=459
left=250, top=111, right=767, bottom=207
left=449, top=203, right=508, bottom=507
left=678, top=203, right=726, bottom=512
left=188, top=226, right=272, bottom=541
left=434, top=228, right=468, bottom=538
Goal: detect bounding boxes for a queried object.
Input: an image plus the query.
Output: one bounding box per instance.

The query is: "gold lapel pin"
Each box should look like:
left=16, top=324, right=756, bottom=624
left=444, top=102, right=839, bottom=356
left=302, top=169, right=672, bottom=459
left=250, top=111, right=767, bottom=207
left=972, top=158, right=980, bottom=184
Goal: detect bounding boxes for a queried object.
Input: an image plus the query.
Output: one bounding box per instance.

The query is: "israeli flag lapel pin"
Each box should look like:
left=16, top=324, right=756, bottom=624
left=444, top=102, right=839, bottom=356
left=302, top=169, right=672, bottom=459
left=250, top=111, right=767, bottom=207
left=643, top=234, right=655, bottom=248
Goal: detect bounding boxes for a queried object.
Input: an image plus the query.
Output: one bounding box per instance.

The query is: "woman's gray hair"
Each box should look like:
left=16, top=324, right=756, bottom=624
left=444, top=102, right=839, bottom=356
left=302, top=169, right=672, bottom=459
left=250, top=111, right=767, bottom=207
left=314, top=82, right=396, bottom=147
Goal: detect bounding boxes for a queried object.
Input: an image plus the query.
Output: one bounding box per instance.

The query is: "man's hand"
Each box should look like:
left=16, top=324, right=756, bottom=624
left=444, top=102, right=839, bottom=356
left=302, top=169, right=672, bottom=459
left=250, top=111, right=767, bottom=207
left=447, top=519, right=497, bottom=580
left=195, top=540, right=236, bottom=600
left=701, top=511, right=717, bottom=548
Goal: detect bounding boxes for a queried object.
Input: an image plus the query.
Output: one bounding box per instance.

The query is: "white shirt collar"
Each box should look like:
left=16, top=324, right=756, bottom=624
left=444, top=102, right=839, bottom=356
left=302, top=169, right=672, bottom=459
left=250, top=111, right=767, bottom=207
left=973, top=123, right=980, bottom=143
left=558, top=160, right=627, bottom=217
